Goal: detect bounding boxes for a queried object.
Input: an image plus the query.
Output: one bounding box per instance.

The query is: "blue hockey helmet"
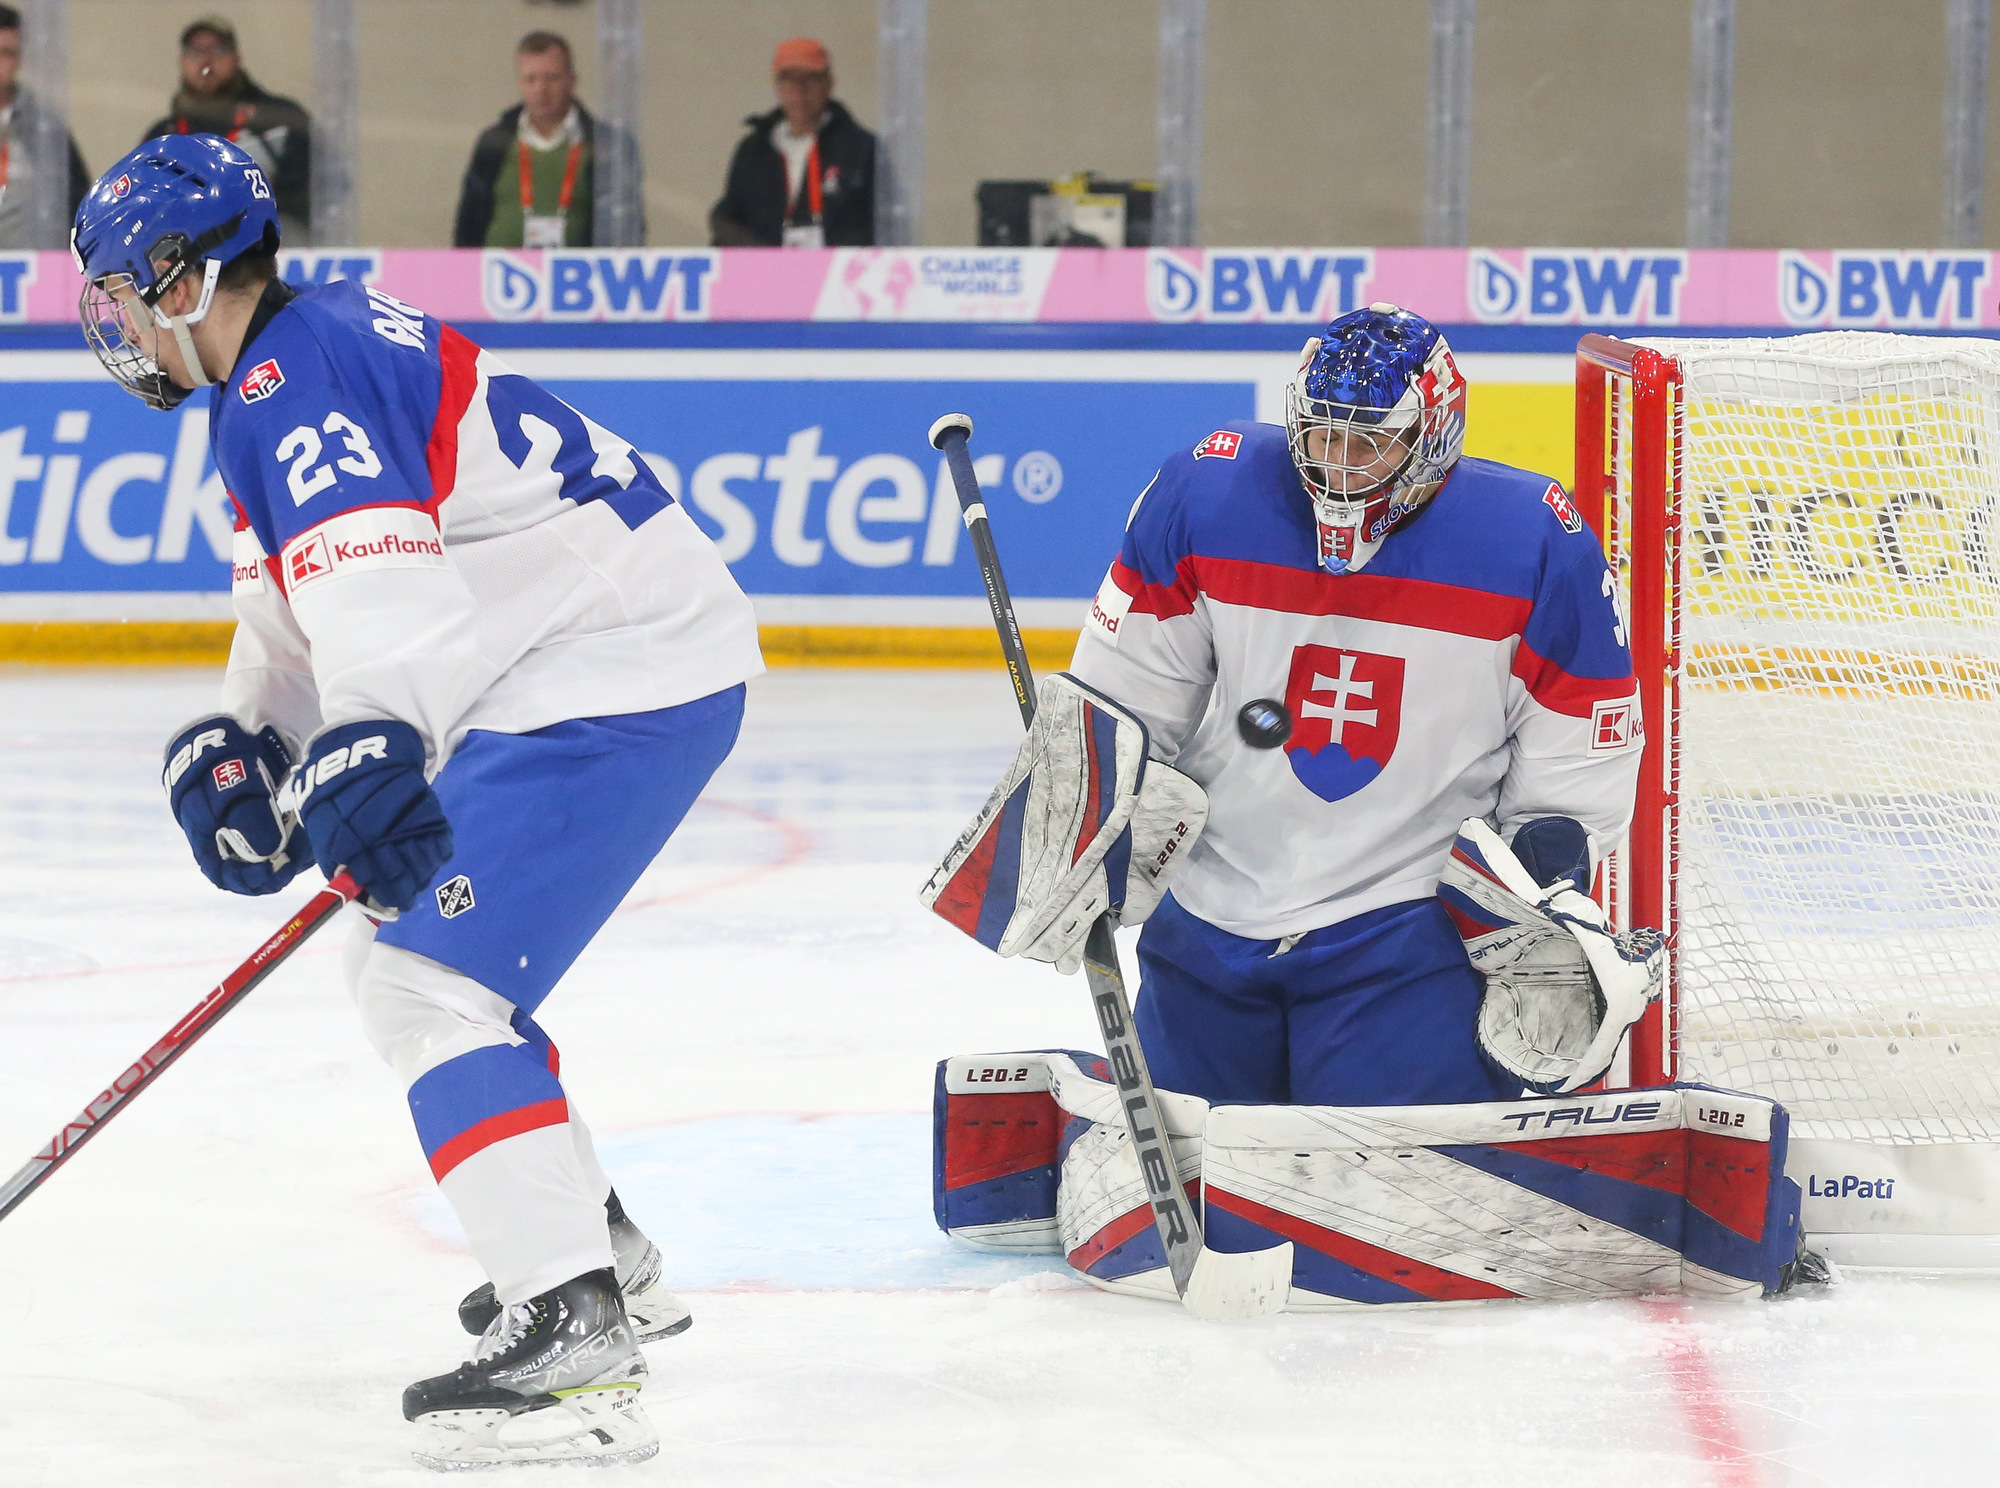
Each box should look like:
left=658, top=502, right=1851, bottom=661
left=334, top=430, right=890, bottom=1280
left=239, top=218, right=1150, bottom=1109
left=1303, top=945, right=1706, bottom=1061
left=71, top=134, right=280, bottom=410
left=1285, top=302, right=1467, bottom=575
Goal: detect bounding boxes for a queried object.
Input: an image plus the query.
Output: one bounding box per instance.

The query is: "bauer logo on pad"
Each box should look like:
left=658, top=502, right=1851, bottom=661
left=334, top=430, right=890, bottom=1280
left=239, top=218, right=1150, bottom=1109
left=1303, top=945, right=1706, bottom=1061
left=240, top=358, right=285, bottom=403
left=1193, top=430, right=1242, bottom=460
left=436, top=874, right=475, bottom=919
left=211, top=758, right=248, bottom=791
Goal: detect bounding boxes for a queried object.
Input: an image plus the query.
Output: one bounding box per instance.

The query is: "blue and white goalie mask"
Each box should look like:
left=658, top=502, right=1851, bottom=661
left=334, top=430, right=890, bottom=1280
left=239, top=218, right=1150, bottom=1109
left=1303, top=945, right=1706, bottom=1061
left=1285, top=302, right=1467, bottom=575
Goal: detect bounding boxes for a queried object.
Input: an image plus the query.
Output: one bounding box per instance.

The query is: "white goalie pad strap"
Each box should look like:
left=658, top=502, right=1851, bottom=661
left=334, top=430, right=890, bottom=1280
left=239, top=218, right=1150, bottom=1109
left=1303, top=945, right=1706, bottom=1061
left=1440, top=817, right=1663, bottom=1094
left=920, top=672, right=1208, bottom=975
left=1051, top=1059, right=1208, bottom=1301
left=1198, top=1087, right=1800, bottom=1307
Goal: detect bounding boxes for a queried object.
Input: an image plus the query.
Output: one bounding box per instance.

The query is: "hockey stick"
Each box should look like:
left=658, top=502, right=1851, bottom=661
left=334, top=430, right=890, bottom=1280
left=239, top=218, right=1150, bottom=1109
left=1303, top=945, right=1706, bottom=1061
left=928, top=414, right=1290, bottom=1320
left=0, top=870, right=362, bottom=1224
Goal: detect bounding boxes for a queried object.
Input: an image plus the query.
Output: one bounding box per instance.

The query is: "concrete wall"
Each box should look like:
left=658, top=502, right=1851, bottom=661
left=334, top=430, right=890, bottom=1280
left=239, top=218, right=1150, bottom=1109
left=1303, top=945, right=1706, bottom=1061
left=52, top=0, right=2000, bottom=249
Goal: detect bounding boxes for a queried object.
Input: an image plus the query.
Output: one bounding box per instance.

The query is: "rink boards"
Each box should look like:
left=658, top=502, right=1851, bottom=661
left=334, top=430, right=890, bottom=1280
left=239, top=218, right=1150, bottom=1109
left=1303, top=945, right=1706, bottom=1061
left=0, top=341, right=1571, bottom=655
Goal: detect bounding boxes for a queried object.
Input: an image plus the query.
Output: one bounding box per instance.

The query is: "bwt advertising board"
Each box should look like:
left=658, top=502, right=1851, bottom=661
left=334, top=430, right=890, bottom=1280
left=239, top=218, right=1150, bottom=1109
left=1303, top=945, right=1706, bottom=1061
left=0, top=355, right=1261, bottom=600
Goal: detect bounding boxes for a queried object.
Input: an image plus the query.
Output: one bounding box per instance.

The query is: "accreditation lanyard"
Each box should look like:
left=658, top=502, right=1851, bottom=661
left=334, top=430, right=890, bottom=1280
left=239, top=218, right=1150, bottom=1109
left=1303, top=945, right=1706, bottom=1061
left=803, top=138, right=824, bottom=222
left=177, top=105, right=253, bottom=143
left=781, top=138, right=826, bottom=249
left=520, top=138, right=584, bottom=222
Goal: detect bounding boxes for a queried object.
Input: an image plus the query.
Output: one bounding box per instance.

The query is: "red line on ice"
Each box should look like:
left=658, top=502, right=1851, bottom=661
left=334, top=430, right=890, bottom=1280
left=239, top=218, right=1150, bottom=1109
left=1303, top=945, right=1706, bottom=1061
left=617, top=798, right=813, bottom=913
left=1643, top=1299, right=1764, bottom=1487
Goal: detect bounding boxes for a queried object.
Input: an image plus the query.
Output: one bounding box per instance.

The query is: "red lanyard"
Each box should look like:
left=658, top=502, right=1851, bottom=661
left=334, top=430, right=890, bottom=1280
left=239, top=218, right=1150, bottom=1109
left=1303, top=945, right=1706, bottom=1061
left=520, top=137, right=583, bottom=218
left=176, top=105, right=252, bottom=143
left=0, top=136, right=8, bottom=191
left=802, top=138, right=823, bottom=221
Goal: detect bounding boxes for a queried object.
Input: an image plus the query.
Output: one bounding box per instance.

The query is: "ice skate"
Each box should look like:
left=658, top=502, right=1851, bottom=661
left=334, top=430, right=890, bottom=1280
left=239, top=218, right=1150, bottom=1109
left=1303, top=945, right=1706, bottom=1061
left=405, top=1267, right=658, bottom=1470
left=459, top=1194, right=692, bottom=1344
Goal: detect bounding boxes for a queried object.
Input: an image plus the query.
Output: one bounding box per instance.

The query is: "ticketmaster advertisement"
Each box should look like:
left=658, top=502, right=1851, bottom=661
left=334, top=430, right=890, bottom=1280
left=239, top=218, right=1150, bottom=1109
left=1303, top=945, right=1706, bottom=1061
left=0, top=354, right=1262, bottom=604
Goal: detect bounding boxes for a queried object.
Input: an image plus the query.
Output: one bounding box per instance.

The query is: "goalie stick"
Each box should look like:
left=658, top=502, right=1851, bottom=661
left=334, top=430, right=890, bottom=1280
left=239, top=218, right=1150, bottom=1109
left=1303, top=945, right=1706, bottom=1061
left=928, top=413, right=1290, bottom=1321
left=0, top=871, right=362, bottom=1224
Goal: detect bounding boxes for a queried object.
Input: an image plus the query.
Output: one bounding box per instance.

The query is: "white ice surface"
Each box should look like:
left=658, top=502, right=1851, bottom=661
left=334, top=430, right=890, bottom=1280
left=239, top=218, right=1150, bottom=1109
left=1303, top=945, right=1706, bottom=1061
left=1, top=667, right=1997, bottom=1487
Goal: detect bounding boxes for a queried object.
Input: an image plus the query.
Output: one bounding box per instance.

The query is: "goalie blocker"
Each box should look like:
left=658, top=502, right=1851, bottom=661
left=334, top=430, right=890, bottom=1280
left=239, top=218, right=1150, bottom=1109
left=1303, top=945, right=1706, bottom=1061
left=935, top=1051, right=1806, bottom=1306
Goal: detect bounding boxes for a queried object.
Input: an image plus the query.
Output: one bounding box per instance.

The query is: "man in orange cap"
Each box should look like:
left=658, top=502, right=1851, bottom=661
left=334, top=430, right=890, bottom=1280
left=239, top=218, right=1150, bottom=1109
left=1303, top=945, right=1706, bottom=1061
left=711, top=36, right=877, bottom=247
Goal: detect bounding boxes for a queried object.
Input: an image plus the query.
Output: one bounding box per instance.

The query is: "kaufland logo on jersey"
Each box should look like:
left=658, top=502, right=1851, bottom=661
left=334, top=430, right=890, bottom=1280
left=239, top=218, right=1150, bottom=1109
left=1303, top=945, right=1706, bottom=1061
left=482, top=250, right=718, bottom=322
left=287, top=533, right=332, bottom=586
left=1149, top=250, right=1375, bottom=322
left=1469, top=251, right=1687, bottom=325
left=1193, top=430, right=1241, bottom=460
left=1778, top=251, right=1990, bottom=328
left=281, top=508, right=447, bottom=593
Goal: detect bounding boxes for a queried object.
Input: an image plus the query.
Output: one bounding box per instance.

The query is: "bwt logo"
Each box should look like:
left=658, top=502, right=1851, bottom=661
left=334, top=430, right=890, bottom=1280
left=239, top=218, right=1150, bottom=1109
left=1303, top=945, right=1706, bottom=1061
left=483, top=250, right=717, bottom=322
left=1470, top=251, right=1686, bottom=325
left=0, top=253, right=37, bottom=325
left=648, top=427, right=1031, bottom=570
left=280, top=251, right=383, bottom=289
left=1806, top=1173, right=1896, bottom=1200
left=1148, top=250, right=1373, bottom=322
left=1779, top=251, right=1988, bottom=328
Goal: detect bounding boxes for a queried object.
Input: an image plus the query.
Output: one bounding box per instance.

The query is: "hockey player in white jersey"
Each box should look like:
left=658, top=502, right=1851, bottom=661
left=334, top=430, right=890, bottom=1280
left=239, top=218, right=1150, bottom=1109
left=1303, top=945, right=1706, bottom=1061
left=930, top=303, right=1661, bottom=1113
left=74, top=135, right=761, bottom=1467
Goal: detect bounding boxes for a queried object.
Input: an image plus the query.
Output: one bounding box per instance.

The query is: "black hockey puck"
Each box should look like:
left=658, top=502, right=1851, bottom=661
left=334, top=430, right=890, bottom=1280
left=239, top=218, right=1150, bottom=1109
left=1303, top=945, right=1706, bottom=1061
left=1236, top=698, right=1293, bottom=749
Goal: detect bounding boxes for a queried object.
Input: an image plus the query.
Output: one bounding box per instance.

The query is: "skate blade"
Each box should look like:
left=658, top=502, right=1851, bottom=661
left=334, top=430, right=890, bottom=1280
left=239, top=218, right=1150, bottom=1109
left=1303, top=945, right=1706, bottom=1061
left=411, top=1382, right=658, bottom=1471
left=628, top=1284, right=693, bottom=1342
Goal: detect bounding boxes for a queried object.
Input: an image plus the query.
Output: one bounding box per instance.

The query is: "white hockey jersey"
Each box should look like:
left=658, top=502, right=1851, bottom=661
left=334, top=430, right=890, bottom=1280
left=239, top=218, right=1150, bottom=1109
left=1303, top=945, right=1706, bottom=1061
left=1071, top=421, right=1641, bottom=941
left=210, top=280, right=761, bottom=766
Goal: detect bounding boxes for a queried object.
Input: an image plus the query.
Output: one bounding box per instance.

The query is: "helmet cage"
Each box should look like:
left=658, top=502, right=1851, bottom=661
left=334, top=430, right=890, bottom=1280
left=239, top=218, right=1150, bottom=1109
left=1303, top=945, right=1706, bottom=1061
left=1283, top=321, right=1468, bottom=574
left=76, top=215, right=243, bottom=412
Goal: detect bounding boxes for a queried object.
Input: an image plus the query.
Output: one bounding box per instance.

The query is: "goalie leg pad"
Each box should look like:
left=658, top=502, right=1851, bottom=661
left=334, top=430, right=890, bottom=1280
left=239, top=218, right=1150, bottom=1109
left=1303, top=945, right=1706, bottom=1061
left=1198, top=1085, right=1803, bottom=1309
left=933, top=1050, right=1105, bottom=1254
left=1050, top=1058, right=1209, bottom=1298
left=920, top=673, right=1208, bottom=974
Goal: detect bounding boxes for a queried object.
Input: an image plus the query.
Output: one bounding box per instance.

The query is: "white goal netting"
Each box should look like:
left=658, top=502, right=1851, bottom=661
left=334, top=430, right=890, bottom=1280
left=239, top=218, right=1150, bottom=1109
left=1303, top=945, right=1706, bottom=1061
left=1627, top=332, right=2000, bottom=1144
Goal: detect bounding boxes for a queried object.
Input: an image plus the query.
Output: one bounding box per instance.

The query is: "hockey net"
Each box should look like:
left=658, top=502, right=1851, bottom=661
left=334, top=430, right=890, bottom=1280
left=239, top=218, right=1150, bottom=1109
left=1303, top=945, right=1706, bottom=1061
left=1577, top=331, right=2000, bottom=1161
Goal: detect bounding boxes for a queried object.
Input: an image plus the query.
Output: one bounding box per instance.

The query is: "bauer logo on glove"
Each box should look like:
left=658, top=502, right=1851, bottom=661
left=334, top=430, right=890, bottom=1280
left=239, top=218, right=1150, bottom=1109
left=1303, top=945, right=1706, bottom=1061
left=1439, top=816, right=1664, bottom=1094
left=920, top=673, right=1208, bottom=975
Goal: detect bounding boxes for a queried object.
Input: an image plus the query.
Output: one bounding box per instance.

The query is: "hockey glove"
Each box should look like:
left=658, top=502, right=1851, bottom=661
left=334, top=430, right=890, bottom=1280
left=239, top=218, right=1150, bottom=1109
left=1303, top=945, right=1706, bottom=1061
left=921, top=672, right=1208, bottom=975
left=163, top=715, right=305, bottom=896
left=283, top=719, right=453, bottom=914
left=1439, top=816, right=1664, bottom=1095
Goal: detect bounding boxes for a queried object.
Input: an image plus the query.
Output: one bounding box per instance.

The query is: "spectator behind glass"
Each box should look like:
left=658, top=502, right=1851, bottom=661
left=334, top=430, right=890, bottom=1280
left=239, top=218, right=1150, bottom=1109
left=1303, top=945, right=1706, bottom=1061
left=0, top=3, right=90, bottom=249
left=455, top=31, right=642, bottom=249
left=711, top=37, right=875, bottom=248
left=141, top=16, right=310, bottom=242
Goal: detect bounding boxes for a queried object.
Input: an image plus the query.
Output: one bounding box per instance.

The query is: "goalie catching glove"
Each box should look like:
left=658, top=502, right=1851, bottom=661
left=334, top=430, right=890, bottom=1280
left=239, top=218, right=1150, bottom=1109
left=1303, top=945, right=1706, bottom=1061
left=1439, top=817, right=1664, bottom=1094
left=921, top=673, right=1207, bottom=974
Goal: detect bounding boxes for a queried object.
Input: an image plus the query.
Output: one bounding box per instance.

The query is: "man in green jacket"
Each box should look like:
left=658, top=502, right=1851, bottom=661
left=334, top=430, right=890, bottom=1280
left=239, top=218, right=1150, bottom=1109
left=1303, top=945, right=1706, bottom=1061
left=454, top=30, right=641, bottom=249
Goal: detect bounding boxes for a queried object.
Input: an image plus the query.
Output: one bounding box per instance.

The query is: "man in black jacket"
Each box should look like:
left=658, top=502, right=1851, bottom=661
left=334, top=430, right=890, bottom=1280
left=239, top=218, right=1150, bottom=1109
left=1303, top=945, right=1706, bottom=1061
left=711, top=37, right=875, bottom=248
left=454, top=30, right=641, bottom=249
left=141, top=16, right=309, bottom=241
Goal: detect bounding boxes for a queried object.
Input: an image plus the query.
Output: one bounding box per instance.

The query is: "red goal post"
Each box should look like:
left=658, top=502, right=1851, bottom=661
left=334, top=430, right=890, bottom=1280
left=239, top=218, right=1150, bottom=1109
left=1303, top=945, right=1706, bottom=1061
left=1574, top=333, right=1676, bottom=1089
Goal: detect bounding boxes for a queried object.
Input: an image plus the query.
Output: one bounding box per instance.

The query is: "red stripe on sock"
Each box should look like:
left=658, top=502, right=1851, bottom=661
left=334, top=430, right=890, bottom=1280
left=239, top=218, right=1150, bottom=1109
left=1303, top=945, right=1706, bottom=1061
left=428, top=1097, right=569, bottom=1182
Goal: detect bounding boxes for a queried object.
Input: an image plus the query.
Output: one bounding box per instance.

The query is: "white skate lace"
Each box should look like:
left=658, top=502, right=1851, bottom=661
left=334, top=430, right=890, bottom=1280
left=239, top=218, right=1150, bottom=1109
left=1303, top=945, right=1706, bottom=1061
left=469, top=1300, right=537, bottom=1365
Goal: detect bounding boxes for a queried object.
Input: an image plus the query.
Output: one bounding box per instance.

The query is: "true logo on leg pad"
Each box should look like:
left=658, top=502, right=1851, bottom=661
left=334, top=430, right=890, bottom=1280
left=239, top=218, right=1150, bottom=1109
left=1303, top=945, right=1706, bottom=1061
left=436, top=875, right=475, bottom=919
